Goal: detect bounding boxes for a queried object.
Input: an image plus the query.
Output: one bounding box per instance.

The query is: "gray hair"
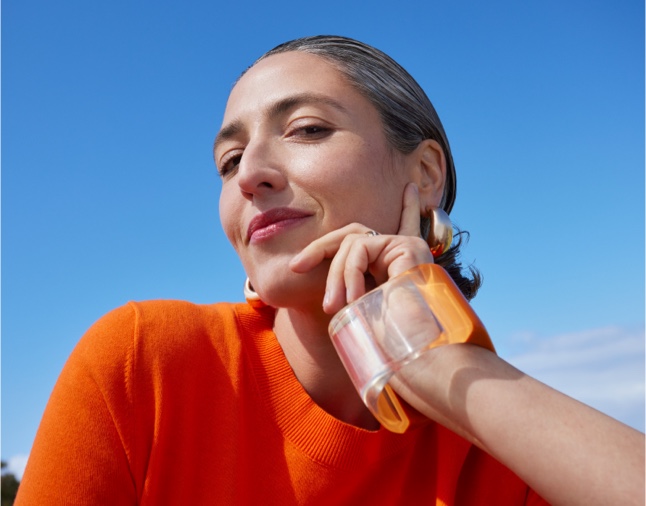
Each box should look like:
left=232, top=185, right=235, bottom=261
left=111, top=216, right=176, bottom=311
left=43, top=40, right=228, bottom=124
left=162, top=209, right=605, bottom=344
left=254, top=35, right=457, bottom=220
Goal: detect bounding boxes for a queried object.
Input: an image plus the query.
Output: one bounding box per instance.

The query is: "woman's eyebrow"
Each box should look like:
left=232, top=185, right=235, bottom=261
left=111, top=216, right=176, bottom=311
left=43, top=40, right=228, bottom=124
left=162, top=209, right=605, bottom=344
left=266, top=92, right=349, bottom=117
left=214, top=120, right=243, bottom=155
left=214, top=93, right=348, bottom=155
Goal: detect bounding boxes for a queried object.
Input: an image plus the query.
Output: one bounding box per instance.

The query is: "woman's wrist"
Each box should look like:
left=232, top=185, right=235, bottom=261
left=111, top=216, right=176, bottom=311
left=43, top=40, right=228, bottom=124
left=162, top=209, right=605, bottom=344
left=390, top=343, right=501, bottom=444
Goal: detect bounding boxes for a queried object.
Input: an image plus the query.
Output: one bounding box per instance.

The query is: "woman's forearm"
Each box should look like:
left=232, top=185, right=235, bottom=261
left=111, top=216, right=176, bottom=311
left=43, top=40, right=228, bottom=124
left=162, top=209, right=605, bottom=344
left=391, top=344, right=645, bottom=506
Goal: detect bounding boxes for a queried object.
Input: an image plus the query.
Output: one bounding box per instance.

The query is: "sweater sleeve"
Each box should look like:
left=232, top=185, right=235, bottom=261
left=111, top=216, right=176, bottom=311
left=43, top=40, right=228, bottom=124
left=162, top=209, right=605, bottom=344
left=16, top=304, right=140, bottom=505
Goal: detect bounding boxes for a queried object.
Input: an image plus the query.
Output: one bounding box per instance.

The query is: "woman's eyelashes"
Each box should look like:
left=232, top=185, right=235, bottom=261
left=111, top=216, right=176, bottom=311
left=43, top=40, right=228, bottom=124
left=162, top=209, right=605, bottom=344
left=285, top=120, right=333, bottom=140
left=218, top=152, right=242, bottom=177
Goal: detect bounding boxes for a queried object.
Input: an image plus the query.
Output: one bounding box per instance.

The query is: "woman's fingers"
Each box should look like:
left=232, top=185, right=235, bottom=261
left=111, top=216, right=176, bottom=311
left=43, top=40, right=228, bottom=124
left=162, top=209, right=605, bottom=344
left=326, top=233, right=390, bottom=313
left=290, top=226, right=387, bottom=313
left=289, top=224, right=366, bottom=273
left=324, top=233, right=433, bottom=314
left=397, top=183, right=422, bottom=237
left=290, top=182, right=433, bottom=313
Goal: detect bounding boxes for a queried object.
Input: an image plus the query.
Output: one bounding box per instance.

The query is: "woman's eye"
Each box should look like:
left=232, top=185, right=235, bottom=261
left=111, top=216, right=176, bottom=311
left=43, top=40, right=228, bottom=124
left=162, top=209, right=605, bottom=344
left=302, top=125, right=327, bottom=135
left=289, top=124, right=331, bottom=138
left=218, top=153, right=242, bottom=177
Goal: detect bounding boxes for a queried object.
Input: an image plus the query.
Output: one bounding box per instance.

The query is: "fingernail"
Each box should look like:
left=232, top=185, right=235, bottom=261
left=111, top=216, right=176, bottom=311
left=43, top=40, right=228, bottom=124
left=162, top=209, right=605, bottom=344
left=323, top=290, right=330, bottom=309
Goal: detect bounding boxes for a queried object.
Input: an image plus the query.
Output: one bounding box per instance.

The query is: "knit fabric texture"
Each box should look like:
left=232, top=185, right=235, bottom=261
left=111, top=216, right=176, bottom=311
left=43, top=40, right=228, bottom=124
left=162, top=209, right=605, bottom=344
left=17, top=300, right=548, bottom=505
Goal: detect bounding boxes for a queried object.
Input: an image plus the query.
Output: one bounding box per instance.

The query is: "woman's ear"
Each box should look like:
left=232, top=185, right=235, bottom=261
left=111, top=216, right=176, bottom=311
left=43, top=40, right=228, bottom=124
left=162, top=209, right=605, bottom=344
left=411, top=139, right=446, bottom=210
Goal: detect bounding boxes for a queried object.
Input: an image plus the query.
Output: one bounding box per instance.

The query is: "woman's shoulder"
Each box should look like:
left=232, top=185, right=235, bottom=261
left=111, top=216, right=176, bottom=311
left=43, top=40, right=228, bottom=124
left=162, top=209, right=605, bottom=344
left=72, top=300, right=270, bottom=371
left=79, top=299, right=239, bottom=340
left=123, top=299, right=248, bottom=331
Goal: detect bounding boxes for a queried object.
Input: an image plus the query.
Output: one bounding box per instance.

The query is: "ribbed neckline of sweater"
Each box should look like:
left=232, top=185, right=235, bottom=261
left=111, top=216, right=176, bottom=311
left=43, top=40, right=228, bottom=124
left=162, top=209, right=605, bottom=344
left=233, top=303, right=426, bottom=471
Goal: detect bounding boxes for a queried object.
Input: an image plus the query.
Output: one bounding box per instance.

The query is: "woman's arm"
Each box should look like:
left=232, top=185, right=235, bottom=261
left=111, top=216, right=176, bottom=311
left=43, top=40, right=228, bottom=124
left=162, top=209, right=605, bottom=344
left=292, top=184, right=645, bottom=505
left=391, top=343, right=645, bottom=506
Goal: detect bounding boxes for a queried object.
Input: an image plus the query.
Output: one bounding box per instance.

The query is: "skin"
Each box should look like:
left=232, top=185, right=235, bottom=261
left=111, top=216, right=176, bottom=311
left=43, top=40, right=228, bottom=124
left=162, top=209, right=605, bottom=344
left=217, top=52, right=443, bottom=312
left=216, top=52, right=645, bottom=505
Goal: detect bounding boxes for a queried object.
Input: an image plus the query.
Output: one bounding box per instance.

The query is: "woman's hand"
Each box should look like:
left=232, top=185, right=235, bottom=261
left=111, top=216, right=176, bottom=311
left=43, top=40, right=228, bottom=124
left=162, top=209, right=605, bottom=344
left=290, top=183, right=433, bottom=314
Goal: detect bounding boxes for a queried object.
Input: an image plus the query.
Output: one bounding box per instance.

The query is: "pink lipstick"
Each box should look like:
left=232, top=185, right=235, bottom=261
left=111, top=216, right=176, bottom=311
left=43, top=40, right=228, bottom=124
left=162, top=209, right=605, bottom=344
left=247, top=207, right=312, bottom=243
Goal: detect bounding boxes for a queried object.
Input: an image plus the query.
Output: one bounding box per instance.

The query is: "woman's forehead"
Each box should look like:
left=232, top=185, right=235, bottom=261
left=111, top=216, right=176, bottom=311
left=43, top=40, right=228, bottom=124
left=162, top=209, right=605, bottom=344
left=225, top=53, right=350, bottom=110
left=240, top=51, right=340, bottom=86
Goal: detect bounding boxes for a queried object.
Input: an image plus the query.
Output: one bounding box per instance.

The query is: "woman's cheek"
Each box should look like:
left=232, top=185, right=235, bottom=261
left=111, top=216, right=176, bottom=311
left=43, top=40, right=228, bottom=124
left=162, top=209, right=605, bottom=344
left=219, top=192, right=243, bottom=250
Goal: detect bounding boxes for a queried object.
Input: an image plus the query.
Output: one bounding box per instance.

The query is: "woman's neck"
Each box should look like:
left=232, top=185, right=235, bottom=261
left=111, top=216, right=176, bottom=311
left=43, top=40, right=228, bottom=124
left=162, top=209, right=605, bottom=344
left=273, top=306, right=379, bottom=430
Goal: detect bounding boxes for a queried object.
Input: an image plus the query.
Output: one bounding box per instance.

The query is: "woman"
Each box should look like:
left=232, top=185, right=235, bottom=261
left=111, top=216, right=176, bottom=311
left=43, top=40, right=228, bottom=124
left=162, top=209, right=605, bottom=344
left=17, top=35, right=644, bottom=505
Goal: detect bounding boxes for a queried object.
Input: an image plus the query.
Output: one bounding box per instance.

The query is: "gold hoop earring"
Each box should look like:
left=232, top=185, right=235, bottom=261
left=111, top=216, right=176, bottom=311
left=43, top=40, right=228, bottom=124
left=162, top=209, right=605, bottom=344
left=244, top=278, right=267, bottom=308
left=426, top=208, right=453, bottom=258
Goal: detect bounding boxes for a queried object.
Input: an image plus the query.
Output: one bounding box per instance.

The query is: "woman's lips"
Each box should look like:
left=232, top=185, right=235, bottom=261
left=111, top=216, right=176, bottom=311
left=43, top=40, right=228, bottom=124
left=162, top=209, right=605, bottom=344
left=247, top=207, right=312, bottom=243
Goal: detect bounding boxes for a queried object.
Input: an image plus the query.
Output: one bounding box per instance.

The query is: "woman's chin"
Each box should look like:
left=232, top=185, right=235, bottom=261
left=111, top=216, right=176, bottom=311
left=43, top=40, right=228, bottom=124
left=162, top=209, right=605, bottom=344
left=255, top=275, right=326, bottom=312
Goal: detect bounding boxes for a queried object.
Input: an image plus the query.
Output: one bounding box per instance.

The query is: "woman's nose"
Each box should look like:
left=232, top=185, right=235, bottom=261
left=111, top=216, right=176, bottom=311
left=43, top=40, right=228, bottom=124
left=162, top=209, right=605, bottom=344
left=236, top=139, right=287, bottom=199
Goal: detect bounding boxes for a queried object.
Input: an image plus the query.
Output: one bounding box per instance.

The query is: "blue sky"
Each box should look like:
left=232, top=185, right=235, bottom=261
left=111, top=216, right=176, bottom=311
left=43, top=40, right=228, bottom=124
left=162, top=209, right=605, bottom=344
left=2, top=0, right=644, bottom=478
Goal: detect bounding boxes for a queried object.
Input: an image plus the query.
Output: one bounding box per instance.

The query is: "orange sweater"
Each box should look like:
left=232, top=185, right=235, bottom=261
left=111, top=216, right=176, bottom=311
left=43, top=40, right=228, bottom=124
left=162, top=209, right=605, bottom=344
left=17, top=301, right=548, bottom=505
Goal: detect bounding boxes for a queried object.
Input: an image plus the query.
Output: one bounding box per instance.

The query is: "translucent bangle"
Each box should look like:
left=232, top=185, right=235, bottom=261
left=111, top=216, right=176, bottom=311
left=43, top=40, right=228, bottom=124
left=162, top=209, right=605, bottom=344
left=328, top=263, right=493, bottom=433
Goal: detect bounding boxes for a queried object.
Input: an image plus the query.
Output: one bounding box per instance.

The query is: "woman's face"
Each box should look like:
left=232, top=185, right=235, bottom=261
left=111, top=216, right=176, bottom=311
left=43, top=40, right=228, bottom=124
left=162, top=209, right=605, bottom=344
left=216, top=52, right=419, bottom=308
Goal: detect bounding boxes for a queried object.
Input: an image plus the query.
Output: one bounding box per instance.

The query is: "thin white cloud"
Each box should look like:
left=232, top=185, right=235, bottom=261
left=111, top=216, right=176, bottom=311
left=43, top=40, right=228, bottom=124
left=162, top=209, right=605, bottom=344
left=503, top=325, right=645, bottom=431
left=4, top=454, right=29, bottom=481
